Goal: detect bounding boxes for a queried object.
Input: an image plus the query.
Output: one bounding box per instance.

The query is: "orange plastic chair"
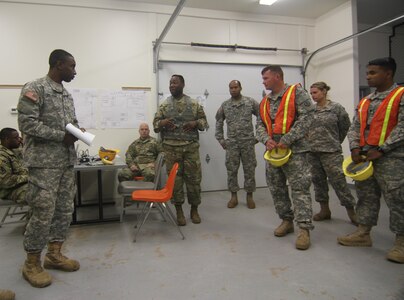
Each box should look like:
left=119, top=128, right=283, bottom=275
left=131, top=162, right=185, bottom=242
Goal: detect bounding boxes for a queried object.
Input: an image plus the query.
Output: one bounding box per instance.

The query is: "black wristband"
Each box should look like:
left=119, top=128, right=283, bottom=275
left=376, top=146, right=385, bottom=154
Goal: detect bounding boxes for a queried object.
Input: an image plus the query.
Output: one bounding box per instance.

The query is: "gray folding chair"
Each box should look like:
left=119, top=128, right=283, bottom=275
left=117, top=152, right=165, bottom=222
left=0, top=199, right=29, bottom=227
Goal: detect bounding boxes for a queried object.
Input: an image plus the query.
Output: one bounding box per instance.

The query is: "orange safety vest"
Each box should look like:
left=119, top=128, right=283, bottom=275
left=259, top=84, right=299, bottom=138
left=358, top=86, right=404, bottom=147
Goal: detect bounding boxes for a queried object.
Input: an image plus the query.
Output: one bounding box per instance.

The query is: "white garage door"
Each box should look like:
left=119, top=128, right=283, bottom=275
left=158, top=61, right=303, bottom=191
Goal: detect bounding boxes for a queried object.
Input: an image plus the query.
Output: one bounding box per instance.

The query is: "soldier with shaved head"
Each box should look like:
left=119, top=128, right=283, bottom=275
left=215, top=80, right=259, bottom=209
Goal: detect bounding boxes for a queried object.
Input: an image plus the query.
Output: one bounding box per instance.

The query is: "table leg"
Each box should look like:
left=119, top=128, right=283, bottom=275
left=98, top=169, right=103, bottom=220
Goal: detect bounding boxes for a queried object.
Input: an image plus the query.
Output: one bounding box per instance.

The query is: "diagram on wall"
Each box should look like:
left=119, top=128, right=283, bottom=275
left=99, top=90, right=147, bottom=129
left=69, top=88, right=148, bottom=129
left=70, top=88, right=97, bottom=129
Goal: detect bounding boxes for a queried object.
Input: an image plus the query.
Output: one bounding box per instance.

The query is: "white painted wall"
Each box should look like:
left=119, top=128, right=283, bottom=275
left=0, top=0, right=156, bottom=156
left=306, top=1, right=356, bottom=158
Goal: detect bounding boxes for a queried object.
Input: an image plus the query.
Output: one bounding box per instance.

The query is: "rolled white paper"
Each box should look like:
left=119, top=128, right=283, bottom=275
left=66, top=123, right=95, bottom=146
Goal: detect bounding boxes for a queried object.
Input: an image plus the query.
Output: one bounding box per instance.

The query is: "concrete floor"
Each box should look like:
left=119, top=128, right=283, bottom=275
left=0, top=187, right=403, bottom=300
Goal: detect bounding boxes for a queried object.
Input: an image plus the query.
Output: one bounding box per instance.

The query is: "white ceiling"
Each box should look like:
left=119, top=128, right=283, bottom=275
left=119, top=0, right=404, bottom=25
left=121, top=0, right=349, bottom=19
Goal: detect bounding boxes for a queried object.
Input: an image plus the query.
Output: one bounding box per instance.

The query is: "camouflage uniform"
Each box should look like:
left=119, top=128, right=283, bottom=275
left=348, top=84, right=404, bottom=234
left=307, top=100, right=356, bottom=207
left=118, top=136, right=160, bottom=182
left=215, top=95, right=259, bottom=193
left=0, top=144, right=28, bottom=204
left=153, top=95, right=208, bottom=206
left=18, top=76, right=78, bottom=253
left=256, top=84, right=315, bottom=230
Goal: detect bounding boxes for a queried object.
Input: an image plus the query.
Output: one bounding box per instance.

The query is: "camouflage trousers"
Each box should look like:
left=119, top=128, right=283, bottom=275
left=23, top=167, right=75, bottom=253
left=6, top=183, right=28, bottom=205
left=118, top=163, right=155, bottom=182
left=225, top=139, right=257, bottom=193
left=307, top=152, right=356, bottom=207
left=354, top=155, right=404, bottom=234
left=163, top=142, right=202, bottom=206
left=266, top=152, right=314, bottom=230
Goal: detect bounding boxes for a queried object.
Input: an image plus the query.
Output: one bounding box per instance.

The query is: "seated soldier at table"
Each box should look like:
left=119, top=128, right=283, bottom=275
left=118, top=123, right=161, bottom=182
left=0, top=127, right=28, bottom=204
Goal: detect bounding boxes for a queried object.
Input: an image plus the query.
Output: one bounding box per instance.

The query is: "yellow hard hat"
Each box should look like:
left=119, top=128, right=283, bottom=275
left=99, top=147, right=119, bottom=161
left=342, top=156, right=373, bottom=181
left=264, top=148, right=292, bottom=167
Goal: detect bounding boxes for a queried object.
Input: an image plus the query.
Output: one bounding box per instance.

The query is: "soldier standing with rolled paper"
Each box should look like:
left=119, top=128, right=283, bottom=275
left=18, top=49, right=81, bottom=288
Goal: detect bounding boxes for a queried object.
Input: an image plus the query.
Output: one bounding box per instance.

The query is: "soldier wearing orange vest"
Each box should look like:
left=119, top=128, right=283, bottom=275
left=338, top=57, right=404, bottom=264
left=256, top=65, right=315, bottom=250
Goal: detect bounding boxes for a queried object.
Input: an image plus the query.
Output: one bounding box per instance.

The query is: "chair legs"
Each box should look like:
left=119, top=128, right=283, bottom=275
left=134, top=202, right=150, bottom=229
left=0, top=204, right=28, bottom=227
left=162, top=203, right=185, bottom=240
left=155, top=204, right=168, bottom=223
left=120, top=196, right=126, bottom=223
left=134, top=202, right=167, bottom=229
left=133, top=202, right=185, bottom=242
left=134, top=202, right=154, bottom=242
left=0, top=207, right=12, bottom=227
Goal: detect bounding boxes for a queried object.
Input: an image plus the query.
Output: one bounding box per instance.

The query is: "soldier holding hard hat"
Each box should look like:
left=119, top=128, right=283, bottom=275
left=338, top=57, right=404, bottom=264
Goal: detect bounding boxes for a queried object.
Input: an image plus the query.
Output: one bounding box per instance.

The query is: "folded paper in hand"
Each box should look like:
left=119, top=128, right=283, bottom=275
left=66, top=123, right=95, bottom=146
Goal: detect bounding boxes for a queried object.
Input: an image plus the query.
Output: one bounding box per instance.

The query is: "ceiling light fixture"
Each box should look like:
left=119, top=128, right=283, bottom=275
left=259, top=0, right=278, bottom=5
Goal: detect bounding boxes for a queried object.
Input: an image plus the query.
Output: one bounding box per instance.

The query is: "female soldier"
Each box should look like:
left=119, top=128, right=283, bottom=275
left=307, top=82, right=357, bottom=224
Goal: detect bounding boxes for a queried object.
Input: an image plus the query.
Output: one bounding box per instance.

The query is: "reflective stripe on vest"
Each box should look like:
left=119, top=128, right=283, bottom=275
left=358, top=98, right=369, bottom=147
left=358, top=86, right=404, bottom=147
left=259, top=96, right=272, bottom=136
left=259, top=84, right=298, bottom=137
left=279, top=85, right=297, bottom=134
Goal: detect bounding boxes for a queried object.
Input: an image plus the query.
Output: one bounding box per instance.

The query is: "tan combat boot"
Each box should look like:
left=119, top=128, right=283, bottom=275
left=386, top=235, right=404, bottom=264
left=313, top=202, right=331, bottom=221
left=190, top=205, right=201, bottom=224
left=175, top=205, right=186, bottom=226
left=44, top=241, right=80, bottom=272
left=0, top=289, right=15, bottom=300
left=296, top=228, right=310, bottom=250
left=274, top=219, right=294, bottom=237
left=337, top=224, right=372, bottom=246
left=246, top=192, right=256, bottom=209
left=227, top=192, right=238, bottom=208
left=22, top=252, right=52, bottom=288
left=346, top=207, right=358, bottom=225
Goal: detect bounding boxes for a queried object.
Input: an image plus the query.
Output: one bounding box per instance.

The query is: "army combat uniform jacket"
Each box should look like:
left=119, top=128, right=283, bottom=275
left=256, top=84, right=315, bottom=153
left=307, top=100, right=351, bottom=153
left=0, top=145, right=28, bottom=199
left=17, top=76, right=78, bottom=168
left=215, top=95, right=259, bottom=145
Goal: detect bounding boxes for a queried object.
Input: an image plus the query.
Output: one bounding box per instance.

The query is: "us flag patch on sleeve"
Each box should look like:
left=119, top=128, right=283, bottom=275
left=24, top=91, right=38, bottom=103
